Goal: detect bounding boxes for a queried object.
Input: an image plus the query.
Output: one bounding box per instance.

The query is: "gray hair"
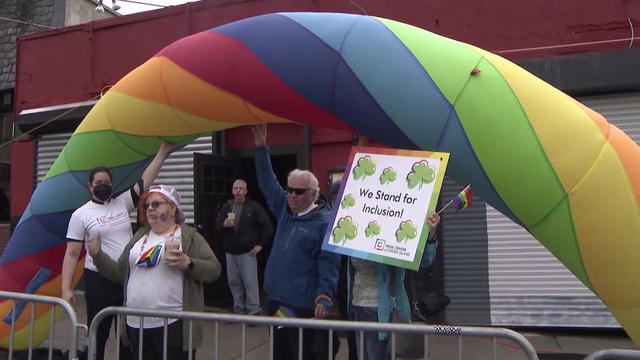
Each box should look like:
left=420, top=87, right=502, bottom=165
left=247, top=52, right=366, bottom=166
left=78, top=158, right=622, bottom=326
left=233, top=179, right=247, bottom=189
left=288, top=169, right=320, bottom=201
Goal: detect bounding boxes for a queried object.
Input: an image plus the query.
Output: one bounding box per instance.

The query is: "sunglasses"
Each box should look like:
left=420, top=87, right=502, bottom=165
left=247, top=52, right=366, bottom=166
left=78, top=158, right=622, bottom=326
left=144, top=200, right=169, bottom=209
left=286, top=187, right=311, bottom=195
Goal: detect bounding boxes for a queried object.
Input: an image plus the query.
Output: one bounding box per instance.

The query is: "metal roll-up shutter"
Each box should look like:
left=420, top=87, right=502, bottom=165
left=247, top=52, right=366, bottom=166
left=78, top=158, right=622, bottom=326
left=36, top=132, right=72, bottom=184
left=581, top=92, right=640, bottom=140
left=481, top=92, right=640, bottom=328
left=486, top=204, right=617, bottom=327
left=154, top=137, right=212, bottom=224
left=36, top=133, right=212, bottom=224
left=441, top=177, right=492, bottom=325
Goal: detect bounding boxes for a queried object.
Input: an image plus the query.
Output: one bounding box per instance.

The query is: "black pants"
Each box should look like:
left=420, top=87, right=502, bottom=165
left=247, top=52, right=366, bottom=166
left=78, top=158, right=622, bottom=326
left=127, top=320, right=192, bottom=360
left=84, top=269, right=132, bottom=360
left=266, top=300, right=336, bottom=360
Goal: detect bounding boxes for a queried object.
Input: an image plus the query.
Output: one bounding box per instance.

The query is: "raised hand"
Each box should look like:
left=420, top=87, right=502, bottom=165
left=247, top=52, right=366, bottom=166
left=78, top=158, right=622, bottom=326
left=251, top=124, right=267, bottom=147
left=158, top=139, right=179, bottom=155
left=427, top=211, right=440, bottom=241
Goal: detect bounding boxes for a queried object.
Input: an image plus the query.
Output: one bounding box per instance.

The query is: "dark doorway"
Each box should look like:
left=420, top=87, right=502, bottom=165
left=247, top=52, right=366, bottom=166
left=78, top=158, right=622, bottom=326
left=194, top=151, right=299, bottom=308
left=235, top=154, right=298, bottom=289
left=193, top=153, right=237, bottom=307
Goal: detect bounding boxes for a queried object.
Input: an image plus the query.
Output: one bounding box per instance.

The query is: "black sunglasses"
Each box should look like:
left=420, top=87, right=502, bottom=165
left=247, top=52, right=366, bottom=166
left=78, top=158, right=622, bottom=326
left=144, top=200, right=169, bottom=209
left=286, top=187, right=311, bottom=195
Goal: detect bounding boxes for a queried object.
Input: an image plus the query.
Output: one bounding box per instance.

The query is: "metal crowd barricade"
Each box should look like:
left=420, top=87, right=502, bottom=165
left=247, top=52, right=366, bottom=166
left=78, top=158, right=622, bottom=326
left=584, top=349, right=640, bottom=360
left=0, top=290, right=80, bottom=360
left=90, top=306, right=539, bottom=360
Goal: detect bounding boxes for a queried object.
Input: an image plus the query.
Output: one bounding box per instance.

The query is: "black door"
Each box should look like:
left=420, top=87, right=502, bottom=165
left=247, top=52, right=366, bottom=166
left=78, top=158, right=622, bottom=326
left=193, top=152, right=237, bottom=307
left=194, top=149, right=301, bottom=307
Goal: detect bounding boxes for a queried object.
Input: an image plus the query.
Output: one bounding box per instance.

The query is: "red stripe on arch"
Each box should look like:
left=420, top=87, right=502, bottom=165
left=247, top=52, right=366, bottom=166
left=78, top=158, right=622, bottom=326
left=157, top=31, right=354, bottom=132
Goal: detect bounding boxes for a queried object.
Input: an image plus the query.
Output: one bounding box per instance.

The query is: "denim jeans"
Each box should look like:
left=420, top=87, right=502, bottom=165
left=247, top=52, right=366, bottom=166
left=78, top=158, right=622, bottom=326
left=352, top=306, right=389, bottom=360
left=226, top=252, right=261, bottom=314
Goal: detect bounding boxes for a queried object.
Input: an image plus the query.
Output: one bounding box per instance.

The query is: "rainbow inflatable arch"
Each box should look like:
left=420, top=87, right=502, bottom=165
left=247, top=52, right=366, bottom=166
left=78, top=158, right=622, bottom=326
left=1, top=12, right=639, bottom=348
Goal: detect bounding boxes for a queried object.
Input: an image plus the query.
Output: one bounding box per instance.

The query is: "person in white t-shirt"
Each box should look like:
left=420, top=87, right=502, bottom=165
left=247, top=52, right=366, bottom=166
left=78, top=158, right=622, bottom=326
left=88, top=185, right=221, bottom=360
left=61, top=140, right=176, bottom=360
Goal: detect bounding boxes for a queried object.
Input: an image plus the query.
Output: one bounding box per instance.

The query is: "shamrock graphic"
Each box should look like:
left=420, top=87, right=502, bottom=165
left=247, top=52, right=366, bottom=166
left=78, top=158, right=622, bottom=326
left=395, top=220, right=418, bottom=243
left=332, top=216, right=358, bottom=245
left=352, top=155, right=376, bottom=181
left=341, top=194, right=356, bottom=209
left=379, top=167, right=397, bottom=185
left=365, top=221, right=381, bottom=238
left=406, top=160, right=436, bottom=189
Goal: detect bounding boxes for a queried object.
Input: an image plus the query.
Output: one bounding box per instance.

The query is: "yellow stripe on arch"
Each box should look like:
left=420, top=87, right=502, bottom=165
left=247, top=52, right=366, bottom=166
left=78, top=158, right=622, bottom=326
left=610, top=306, right=640, bottom=346
left=76, top=91, right=238, bottom=135
left=477, top=48, right=606, bottom=192
left=571, top=142, right=640, bottom=308
left=480, top=48, right=640, bottom=310
left=580, top=103, right=640, bottom=207
left=75, top=56, right=289, bottom=135
left=75, top=91, right=289, bottom=136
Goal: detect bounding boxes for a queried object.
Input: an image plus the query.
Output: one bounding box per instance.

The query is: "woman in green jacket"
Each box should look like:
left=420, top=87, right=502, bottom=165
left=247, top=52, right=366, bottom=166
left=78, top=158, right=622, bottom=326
left=88, top=184, right=221, bottom=360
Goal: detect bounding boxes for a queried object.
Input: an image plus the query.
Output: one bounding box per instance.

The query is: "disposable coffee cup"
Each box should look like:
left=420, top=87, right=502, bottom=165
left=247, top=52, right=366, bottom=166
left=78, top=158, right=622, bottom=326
left=164, top=237, right=180, bottom=261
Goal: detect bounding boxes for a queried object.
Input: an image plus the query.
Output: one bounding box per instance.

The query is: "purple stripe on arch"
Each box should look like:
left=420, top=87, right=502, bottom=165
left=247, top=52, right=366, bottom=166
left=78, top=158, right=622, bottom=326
left=212, top=13, right=417, bottom=148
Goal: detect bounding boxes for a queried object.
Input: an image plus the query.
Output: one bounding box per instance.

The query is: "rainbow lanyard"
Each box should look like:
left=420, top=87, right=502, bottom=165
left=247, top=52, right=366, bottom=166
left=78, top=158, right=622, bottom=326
left=136, top=224, right=179, bottom=268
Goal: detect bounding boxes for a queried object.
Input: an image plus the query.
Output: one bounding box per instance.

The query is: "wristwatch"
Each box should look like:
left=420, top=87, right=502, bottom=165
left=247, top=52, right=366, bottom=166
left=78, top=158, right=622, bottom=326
left=188, top=259, right=194, bottom=270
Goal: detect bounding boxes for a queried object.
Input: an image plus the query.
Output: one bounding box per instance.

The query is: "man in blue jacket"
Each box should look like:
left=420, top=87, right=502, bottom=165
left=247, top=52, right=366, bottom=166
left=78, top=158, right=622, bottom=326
left=252, top=124, right=340, bottom=359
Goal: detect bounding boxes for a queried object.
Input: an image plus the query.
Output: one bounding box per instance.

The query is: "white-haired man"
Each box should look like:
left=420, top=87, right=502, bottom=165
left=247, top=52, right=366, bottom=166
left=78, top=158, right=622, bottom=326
left=252, top=124, right=340, bottom=360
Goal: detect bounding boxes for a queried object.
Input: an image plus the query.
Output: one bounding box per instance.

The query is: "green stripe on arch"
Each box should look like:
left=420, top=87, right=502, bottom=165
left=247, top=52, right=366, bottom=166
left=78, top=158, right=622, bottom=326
left=377, top=18, right=483, bottom=105
left=530, top=198, right=592, bottom=290
left=44, top=131, right=195, bottom=179
left=456, top=55, right=592, bottom=287
left=455, top=57, right=565, bottom=227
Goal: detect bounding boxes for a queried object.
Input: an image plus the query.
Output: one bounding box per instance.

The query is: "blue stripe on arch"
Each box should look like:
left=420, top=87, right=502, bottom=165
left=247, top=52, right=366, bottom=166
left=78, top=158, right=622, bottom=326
left=0, top=210, right=74, bottom=265
left=438, top=110, right=517, bottom=222
left=286, top=13, right=451, bottom=150
left=280, top=12, right=361, bottom=53
left=24, top=158, right=152, bottom=219
left=210, top=12, right=513, bottom=218
left=6, top=158, right=152, bottom=264
left=212, top=13, right=417, bottom=148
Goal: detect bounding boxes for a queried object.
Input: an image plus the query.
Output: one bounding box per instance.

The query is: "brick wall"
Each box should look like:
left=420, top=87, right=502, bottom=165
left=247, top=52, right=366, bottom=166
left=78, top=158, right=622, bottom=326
left=0, top=0, right=56, bottom=91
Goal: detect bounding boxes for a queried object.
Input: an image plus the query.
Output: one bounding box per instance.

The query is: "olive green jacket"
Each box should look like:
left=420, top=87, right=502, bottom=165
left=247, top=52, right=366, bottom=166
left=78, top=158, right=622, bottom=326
left=93, top=223, right=221, bottom=350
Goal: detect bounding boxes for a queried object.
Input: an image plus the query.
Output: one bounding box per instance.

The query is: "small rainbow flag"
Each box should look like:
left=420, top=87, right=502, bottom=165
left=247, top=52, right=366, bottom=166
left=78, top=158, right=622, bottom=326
left=136, top=244, right=163, bottom=267
left=274, top=306, right=296, bottom=318
left=452, top=185, right=473, bottom=211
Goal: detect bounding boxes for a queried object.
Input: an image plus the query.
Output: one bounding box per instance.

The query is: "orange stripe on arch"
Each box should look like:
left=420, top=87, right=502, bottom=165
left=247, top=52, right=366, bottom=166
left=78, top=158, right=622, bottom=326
left=579, top=102, right=640, bottom=209
left=607, top=125, right=640, bottom=208
left=0, top=274, right=63, bottom=335
left=111, top=56, right=290, bottom=126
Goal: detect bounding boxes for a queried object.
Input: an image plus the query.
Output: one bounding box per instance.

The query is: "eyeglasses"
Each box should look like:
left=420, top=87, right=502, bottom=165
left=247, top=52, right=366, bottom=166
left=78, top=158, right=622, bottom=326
left=286, top=187, right=311, bottom=195
left=144, top=200, right=169, bottom=209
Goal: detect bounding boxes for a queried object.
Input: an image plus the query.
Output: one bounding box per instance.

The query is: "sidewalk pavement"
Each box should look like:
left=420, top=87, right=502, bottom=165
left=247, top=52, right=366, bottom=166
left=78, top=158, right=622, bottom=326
left=4, top=290, right=638, bottom=359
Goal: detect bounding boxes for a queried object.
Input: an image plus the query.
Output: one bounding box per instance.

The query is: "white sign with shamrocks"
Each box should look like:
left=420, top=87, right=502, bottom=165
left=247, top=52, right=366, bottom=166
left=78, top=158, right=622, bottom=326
left=322, top=146, right=450, bottom=270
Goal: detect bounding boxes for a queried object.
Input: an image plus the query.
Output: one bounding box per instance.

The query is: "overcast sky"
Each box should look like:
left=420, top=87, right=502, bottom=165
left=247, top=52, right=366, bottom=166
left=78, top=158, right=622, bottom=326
left=112, top=0, right=198, bottom=15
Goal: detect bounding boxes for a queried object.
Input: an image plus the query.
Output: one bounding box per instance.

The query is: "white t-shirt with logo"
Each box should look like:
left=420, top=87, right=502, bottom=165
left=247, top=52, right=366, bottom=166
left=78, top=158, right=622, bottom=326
left=66, top=191, right=135, bottom=271
left=126, top=227, right=184, bottom=328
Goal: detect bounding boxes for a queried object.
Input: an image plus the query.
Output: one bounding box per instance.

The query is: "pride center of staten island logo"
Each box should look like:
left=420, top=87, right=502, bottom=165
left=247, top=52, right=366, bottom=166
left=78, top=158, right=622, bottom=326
left=323, top=147, right=449, bottom=270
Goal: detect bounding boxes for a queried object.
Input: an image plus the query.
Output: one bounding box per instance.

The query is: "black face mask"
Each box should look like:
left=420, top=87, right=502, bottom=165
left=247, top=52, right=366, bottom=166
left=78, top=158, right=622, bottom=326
left=93, top=183, right=112, bottom=202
